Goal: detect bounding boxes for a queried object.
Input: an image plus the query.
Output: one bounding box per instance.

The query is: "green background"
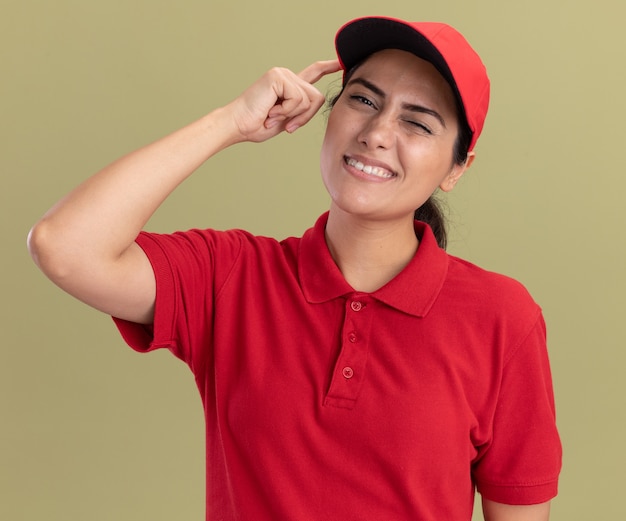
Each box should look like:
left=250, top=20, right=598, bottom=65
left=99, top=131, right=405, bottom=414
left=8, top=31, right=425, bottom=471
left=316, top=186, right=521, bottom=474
left=2, top=0, right=624, bottom=519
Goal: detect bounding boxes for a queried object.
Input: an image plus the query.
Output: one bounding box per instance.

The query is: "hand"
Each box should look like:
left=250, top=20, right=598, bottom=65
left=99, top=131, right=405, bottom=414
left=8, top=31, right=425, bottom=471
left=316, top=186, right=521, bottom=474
left=226, top=59, right=341, bottom=143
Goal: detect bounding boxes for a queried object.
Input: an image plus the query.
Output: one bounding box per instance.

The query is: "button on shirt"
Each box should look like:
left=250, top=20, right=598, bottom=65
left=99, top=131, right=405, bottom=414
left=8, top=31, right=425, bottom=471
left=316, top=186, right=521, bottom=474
left=114, top=212, right=561, bottom=521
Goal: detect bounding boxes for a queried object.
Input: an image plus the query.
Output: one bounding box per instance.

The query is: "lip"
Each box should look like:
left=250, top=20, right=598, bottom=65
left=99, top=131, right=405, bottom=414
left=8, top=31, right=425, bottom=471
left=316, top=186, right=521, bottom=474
left=343, top=154, right=397, bottom=181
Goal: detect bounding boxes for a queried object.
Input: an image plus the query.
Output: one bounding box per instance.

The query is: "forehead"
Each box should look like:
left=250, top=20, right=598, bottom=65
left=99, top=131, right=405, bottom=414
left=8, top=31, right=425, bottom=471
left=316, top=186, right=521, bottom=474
left=349, top=49, right=457, bottom=111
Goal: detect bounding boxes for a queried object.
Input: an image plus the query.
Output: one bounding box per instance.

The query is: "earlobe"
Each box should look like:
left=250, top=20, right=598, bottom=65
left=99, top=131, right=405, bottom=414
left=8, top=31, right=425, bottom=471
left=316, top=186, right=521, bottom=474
left=439, top=151, right=475, bottom=192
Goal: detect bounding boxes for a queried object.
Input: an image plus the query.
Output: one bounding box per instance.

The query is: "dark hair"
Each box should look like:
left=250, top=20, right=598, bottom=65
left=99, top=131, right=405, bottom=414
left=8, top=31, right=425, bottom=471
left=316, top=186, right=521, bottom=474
left=327, top=62, right=473, bottom=250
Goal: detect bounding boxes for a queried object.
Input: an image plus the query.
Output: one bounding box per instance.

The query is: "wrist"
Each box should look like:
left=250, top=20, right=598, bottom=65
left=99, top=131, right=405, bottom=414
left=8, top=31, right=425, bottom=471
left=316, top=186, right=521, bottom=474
left=199, top=105, right=247, bottom=152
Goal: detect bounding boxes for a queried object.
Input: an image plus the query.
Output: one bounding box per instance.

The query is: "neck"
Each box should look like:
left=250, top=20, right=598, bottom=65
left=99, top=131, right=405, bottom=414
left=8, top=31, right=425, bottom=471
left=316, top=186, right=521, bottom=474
left=325, top=206, right=419, bottom=293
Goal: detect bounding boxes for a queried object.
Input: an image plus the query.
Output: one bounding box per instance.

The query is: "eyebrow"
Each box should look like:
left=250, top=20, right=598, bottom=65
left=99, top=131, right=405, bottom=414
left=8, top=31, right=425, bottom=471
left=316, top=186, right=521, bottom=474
left=346, top=77, right=447, bottom=128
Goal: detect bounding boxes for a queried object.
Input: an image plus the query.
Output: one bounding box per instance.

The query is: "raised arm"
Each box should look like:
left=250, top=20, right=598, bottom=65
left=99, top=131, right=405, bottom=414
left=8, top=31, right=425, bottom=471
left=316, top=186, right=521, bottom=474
left=27, top=60, right=341, bottom=324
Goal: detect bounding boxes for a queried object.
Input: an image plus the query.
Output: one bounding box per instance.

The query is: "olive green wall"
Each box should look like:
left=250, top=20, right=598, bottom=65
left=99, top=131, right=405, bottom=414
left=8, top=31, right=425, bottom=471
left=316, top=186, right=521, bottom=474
left=2, top=1, right=624, bottom=519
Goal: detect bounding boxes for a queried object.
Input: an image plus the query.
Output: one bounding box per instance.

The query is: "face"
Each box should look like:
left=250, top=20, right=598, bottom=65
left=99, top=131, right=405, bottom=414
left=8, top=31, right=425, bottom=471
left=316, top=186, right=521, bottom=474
left=320, top=49, right=471, bottom=223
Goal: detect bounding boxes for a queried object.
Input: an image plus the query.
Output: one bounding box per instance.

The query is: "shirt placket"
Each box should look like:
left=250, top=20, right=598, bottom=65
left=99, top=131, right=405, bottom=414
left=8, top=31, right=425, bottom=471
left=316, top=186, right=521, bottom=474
left=324, top=295, right=374, bottom=409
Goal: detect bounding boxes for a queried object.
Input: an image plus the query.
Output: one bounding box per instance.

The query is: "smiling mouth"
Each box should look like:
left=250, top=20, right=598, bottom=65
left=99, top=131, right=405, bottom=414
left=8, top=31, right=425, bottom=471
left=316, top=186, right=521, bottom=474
left=344, top=157, right=396, bottom=179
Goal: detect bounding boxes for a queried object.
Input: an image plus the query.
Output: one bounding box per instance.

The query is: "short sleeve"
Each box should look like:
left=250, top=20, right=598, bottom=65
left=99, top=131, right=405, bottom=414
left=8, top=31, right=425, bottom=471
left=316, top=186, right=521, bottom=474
left=112, top=228, right=243, bottom=373
left=473, top=314, right=562, bottom=504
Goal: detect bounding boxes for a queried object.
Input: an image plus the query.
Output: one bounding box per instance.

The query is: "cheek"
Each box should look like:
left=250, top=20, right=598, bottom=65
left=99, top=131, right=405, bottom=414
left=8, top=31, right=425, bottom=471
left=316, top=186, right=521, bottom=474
left=319, top=129, right=333, bottom=175
left=322, top=109, right=342, bottom=144
left=402, top=137, right=457, bottom=175
left=319, top=129, right=337, bottom=196
left=319, top=112, right=344, bottom=174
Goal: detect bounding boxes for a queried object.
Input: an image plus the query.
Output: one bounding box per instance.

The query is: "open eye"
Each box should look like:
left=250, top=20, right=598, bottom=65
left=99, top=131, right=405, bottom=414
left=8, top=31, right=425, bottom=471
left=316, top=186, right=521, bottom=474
left=350, top=95, right=376, bottom=108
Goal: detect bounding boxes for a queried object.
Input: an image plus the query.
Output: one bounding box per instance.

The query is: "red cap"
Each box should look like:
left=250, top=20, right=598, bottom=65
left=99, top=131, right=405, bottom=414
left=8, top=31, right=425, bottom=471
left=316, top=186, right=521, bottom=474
left=335, top=16, right=490, bottom=151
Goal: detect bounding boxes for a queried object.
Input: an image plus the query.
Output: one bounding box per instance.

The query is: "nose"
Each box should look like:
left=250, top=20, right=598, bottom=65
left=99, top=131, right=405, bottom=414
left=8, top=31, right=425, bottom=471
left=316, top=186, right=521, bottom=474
left=357, top=112, right=395, bottom=150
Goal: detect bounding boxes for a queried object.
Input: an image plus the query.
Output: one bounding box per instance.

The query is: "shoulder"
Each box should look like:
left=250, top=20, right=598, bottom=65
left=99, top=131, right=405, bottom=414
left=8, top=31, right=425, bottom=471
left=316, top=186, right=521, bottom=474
left=139, top=227, right=308, bottom=289
left=441, top=253, right=542, bottom=334
left=137, top=226, right=296, bottom=259
left=446, top=254, right=535, bottom=299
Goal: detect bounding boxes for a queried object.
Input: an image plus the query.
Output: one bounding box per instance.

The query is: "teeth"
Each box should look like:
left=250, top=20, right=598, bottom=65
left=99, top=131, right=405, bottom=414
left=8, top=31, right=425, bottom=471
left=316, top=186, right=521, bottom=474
left=346, top=158, right=394, bottom=179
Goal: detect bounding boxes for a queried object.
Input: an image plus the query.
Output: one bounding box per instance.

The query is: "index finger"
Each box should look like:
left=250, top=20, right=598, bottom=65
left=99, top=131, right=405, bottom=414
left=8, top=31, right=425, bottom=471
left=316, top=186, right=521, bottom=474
left=298, top=59, right=342, bottom=85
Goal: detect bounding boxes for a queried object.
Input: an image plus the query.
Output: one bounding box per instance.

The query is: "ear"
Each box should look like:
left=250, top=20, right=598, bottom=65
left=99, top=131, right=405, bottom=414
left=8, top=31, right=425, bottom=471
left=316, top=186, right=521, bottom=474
left=439, top=152, right=475, bottom=193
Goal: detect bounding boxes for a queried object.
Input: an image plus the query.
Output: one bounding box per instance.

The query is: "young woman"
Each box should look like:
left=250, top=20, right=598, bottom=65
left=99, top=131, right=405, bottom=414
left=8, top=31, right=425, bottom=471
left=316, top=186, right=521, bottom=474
left=28, top=16, right=561, bottom=521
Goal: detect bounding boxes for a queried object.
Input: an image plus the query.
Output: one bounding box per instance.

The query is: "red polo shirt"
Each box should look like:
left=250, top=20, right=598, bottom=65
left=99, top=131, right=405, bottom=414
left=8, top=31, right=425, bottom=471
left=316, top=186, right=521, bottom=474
left=114, top=212, right=561, bottom=520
